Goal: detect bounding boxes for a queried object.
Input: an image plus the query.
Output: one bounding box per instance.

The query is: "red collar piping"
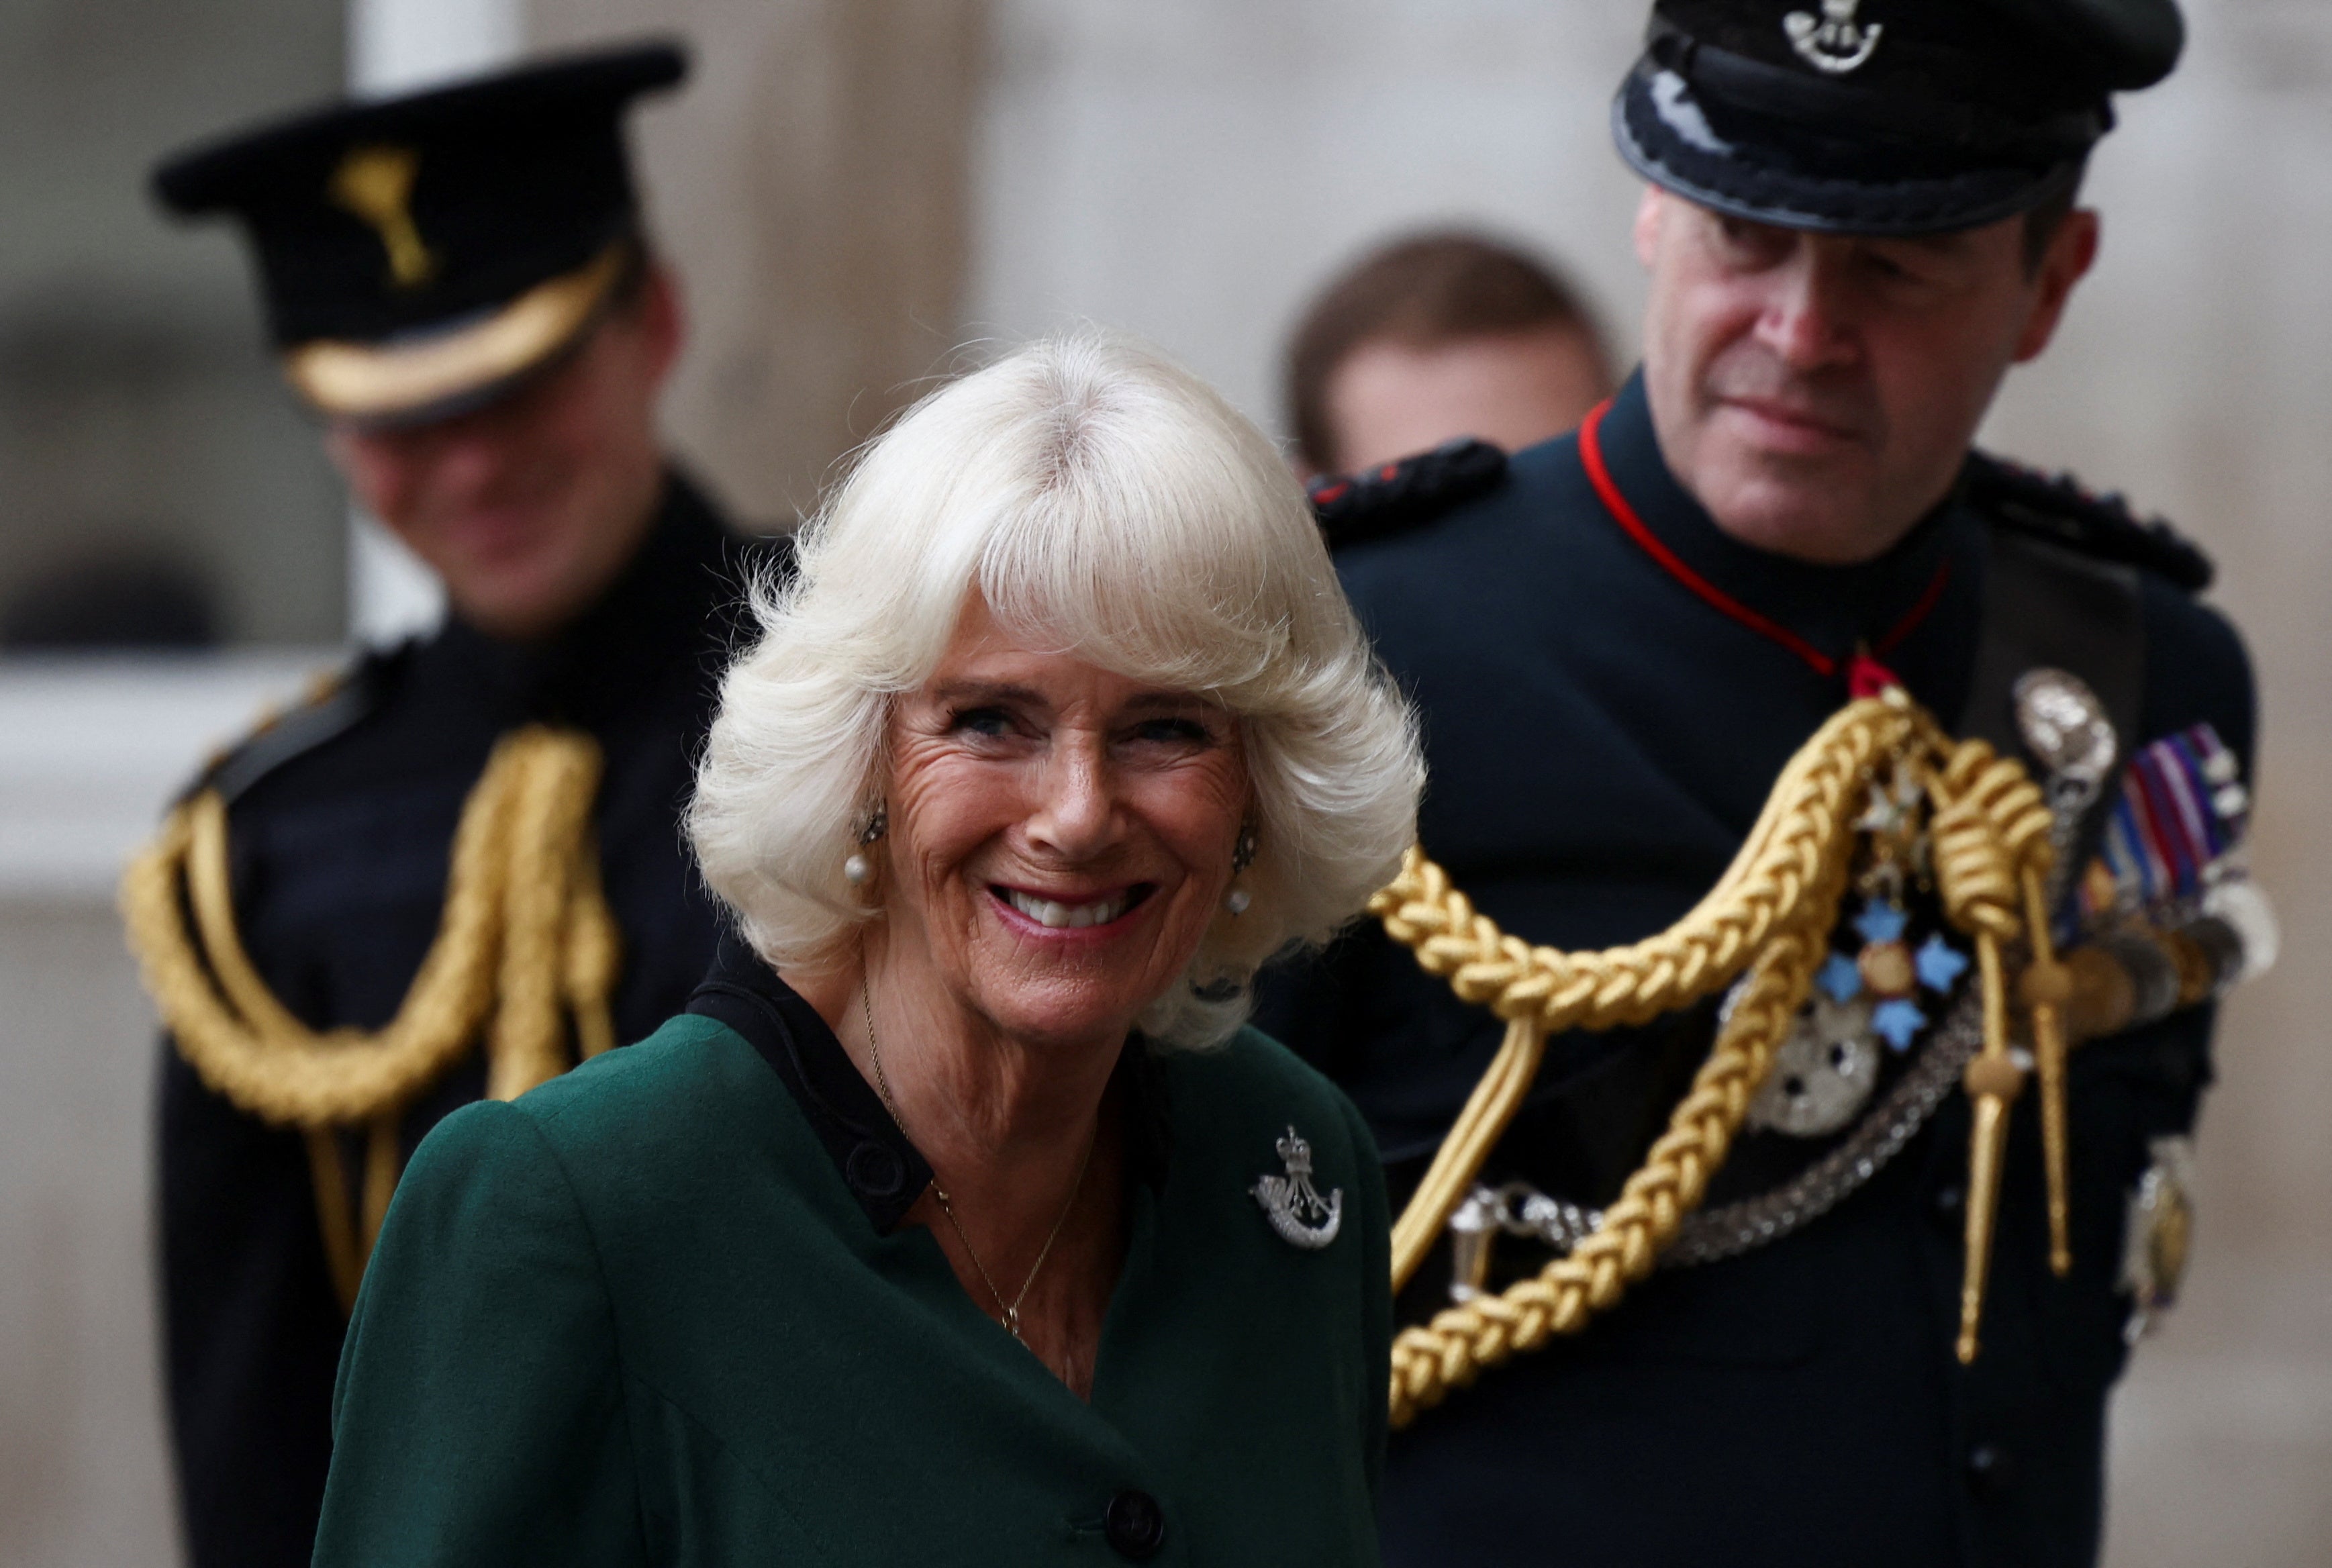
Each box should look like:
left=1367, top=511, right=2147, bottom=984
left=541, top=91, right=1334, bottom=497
left=1577, top=400, right=1949, bottom=685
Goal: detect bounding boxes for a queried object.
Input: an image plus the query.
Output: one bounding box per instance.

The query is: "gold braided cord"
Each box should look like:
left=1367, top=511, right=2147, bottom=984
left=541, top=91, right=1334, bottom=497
left=1388, top=920, right=1835, bottom=1428
left=1374, top=695, right=1925, bottom=1290
left=1371, top=693, right=2068, bottom=1426
left=119, top=724, right=620, bottom=1310
left=563, top=840, right=623, bottom=1064
left=304, top=1127, right=365, bottom=1314
left=484, top=734, right=611, bottom=1101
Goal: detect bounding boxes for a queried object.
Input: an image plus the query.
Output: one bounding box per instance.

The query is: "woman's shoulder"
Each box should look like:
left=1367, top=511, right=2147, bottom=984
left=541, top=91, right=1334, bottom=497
left=424, top=1014, right=775, bottom=1178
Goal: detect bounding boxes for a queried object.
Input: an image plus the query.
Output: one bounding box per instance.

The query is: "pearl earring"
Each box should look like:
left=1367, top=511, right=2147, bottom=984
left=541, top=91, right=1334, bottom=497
left=1225, top=820, right=1258, bottom=915
left=844, top=803, right=887, bottom=887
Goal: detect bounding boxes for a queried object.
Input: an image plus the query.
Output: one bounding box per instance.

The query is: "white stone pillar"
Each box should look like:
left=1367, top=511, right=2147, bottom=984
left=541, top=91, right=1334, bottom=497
left=340, top=0, right=524, bottom=644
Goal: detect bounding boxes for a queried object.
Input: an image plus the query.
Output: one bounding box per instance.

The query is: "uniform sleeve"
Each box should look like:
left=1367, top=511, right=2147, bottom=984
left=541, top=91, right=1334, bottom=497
left=313, top=1100, right=644, bottom=1568
left=2137, top=579, right=2255, bottom=772
left=157, top=1037, right=347, bottom=1568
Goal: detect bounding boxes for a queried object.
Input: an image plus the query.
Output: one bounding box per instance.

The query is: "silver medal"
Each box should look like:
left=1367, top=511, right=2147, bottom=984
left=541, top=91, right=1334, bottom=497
left=2014, top=667, right=2118, bottom=796
left=2121, top=1136, right=2196, bottom=1344
left=1253, top=1126, right=1343, bottom=1250
left=1747, top=995, right=1882, bottom=1138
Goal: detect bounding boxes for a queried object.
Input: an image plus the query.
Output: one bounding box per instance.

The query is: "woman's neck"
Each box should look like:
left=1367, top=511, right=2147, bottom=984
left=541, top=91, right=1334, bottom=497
left=818, top=932, right=1121, bottom=1167
left=794, top=932, right=1130, bottom=1393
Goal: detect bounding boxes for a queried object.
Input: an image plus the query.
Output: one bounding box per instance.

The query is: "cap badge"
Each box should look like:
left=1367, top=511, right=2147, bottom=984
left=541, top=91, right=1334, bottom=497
left=1785, top=0, right=1883, bottom=76
left=1253, top=1125, right=1343, bottom=1249
left=330, top=145, right=438, bottom=290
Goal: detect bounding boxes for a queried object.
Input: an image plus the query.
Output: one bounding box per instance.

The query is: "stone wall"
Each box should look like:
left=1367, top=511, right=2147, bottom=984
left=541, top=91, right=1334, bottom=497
left=0, top=903, right=181, bottom=1566
left=528, top=0, right=991, bottom=526
left=0, top=0, right=346, bottom=646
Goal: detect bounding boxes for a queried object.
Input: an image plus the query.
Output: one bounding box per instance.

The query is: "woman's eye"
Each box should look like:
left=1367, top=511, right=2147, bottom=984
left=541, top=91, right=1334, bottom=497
left=948, top=706, right=1014, bottom=738
left=1129, top=717, right=1214, bottom=746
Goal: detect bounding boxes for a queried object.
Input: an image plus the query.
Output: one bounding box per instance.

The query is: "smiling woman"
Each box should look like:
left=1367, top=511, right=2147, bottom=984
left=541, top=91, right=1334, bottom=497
left=695, top=332, right=1419, bottom=1046
left=311, top=334, right=1424, bottom=1567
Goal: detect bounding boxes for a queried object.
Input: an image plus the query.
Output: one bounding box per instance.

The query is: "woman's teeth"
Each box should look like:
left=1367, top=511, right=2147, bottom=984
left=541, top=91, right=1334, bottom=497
left=1003, top=889, right=1133, bottom=930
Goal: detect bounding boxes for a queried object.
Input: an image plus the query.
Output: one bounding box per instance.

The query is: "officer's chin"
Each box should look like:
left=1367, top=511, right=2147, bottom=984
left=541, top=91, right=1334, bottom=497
left=1694, top=454, right=1892, bottom=565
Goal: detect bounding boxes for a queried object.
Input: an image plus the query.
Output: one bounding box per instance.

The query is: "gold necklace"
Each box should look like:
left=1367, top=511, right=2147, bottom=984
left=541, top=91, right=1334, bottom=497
left=859, top=976, right=1096, bottom=1346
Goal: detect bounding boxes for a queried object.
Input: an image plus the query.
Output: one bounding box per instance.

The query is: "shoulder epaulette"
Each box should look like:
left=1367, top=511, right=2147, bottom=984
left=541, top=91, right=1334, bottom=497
left=193, top=645, right=397, bottom=807
left=1308, top=438, right=1509, bottom=552
left=1964, top=450, right=2214, bottom=593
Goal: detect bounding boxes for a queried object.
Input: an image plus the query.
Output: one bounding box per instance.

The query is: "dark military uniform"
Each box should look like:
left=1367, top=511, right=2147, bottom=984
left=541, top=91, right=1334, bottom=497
left=157, top=476, right=765, bottom=1565
left=1261, top=3, right=2255, bottom=1563
left=1262, top=379, right=2251, bottom=1565
left=135, top=42, right=777, bottom=1568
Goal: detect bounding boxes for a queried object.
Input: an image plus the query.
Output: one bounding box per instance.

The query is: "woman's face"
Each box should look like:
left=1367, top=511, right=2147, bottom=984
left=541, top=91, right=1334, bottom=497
left=881, top=597, right=1249, bottom=1052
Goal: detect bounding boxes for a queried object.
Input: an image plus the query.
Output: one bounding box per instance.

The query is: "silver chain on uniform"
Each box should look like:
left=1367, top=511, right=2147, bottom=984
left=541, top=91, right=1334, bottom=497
left=1461, top=973, right=1984, bottom=1273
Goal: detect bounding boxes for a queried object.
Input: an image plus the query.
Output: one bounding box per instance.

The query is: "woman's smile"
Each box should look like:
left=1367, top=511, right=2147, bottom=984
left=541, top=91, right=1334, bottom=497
left=991, top=882, right=1157, bottom=936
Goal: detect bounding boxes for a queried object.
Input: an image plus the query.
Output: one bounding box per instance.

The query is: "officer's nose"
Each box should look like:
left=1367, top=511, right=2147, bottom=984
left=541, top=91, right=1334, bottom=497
left=1755, top=242, right=1859, bottom=373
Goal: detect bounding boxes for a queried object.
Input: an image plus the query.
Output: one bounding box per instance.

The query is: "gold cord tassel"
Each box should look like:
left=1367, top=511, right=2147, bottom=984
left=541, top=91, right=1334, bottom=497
left=2020, top=865, right=2076, bottom=1277
left=1390, top=1016, right=1547, bottom=1293
left=305, top=1128, right=365, bottom=1315
left=564, top=828, right=622, bottom=1061
left=1957, top=934, right=2025, bottom=1363
left=1928, top=739, right=2056, bottom=1362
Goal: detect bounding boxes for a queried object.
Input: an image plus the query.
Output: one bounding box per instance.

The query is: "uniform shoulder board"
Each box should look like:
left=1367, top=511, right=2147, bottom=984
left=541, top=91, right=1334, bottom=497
left=1964, top=450, right=2215, bottom=593
left=193, top=644, right=398, bottom=807
left=1308, top=438, right=1509, bottom=552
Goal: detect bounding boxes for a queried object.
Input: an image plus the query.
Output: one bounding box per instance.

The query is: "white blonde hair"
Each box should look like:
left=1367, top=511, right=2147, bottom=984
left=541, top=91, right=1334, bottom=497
left=689, top=333, right=1422, bottom=1048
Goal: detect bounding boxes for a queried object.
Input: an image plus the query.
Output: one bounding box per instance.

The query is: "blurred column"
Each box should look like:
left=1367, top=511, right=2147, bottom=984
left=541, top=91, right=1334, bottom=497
left=526, top=0, right=989, bottom=526
left=340, top=0, right=524, bottom=644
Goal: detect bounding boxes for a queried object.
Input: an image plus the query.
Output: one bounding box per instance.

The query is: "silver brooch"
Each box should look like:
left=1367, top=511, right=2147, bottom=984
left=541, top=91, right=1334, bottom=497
left=1253, top=1126, right=1343, bottom=1250
left=1785, top=0, right=1883, bottom=75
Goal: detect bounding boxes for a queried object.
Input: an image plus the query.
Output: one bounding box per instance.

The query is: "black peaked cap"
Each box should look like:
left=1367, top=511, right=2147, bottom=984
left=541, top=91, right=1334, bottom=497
left=1614, top=0, right=2184, bottom=235
left=153, top=42, right=686, bottom=350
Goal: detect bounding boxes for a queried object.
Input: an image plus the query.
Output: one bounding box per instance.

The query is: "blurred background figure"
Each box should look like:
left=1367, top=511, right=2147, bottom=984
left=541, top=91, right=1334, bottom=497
left=128, top=41, right=777, bottom=1568
left=1284, top=230, right=1614, bottom=479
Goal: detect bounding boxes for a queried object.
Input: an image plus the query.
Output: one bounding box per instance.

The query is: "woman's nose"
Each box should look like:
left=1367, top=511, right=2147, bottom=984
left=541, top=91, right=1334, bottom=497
left=1026, top=736, right=1117, bottom=859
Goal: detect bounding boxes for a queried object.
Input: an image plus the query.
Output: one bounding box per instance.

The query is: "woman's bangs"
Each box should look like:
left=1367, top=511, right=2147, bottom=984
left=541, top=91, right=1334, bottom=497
left=975, top=467, right=1289, bottom=701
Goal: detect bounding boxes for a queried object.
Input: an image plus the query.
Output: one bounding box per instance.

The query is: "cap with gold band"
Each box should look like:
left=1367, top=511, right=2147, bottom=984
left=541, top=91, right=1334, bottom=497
left=152, top=40, right=685, bottom=426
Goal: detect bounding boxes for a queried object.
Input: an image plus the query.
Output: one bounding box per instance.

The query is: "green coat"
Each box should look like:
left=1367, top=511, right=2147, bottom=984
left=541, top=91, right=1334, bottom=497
left=313, top=950, right=1390, bottom=1566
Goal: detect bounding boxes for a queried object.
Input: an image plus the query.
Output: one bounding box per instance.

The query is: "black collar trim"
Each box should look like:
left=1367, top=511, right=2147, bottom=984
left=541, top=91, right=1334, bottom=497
left=685, top=933, right=1170, bottom=1232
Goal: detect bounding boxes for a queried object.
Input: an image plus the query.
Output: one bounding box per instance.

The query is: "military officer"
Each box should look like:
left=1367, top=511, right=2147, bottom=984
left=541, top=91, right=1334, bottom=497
left=1259, top=3, right=2267, bottom=1564
left=125, top=42, right=771, bottom=1568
